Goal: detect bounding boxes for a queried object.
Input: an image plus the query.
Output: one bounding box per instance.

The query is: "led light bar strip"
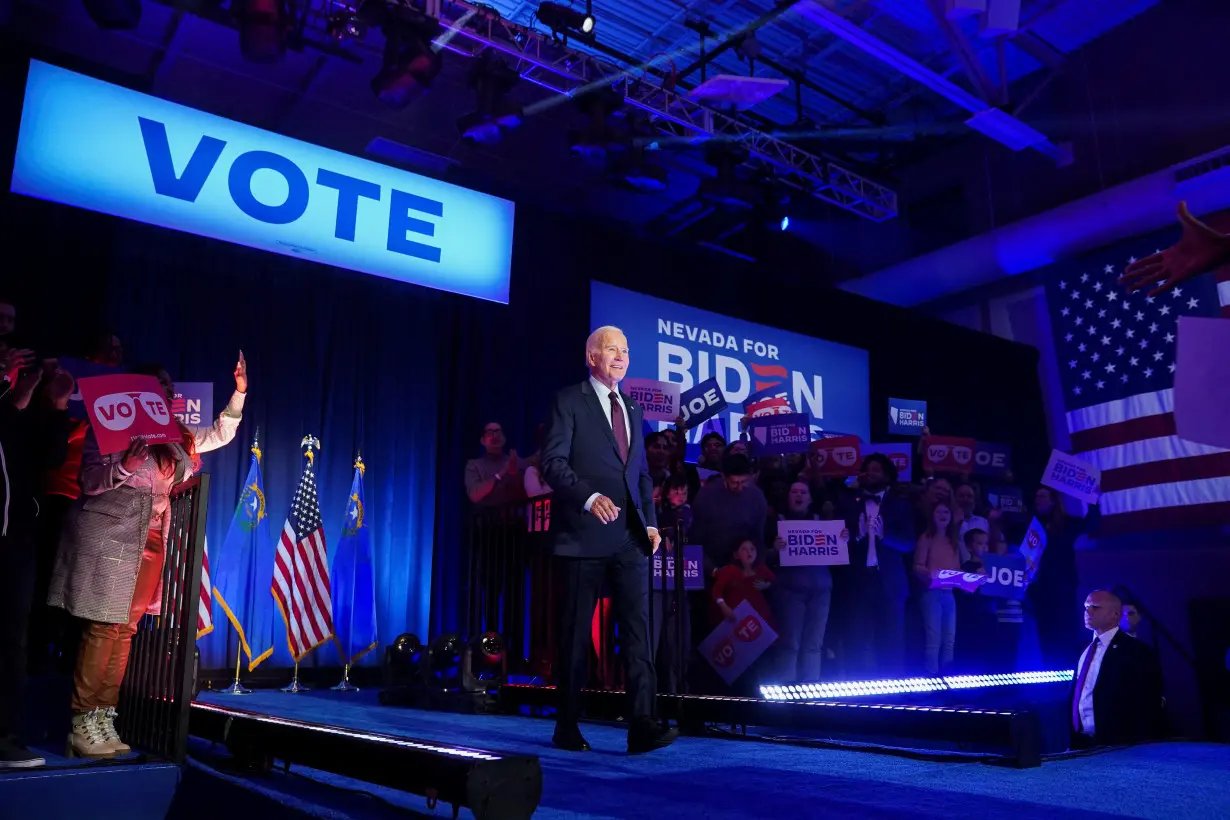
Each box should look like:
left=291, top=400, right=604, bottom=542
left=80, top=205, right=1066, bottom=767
left=760, top=670, right=1074, bottom=701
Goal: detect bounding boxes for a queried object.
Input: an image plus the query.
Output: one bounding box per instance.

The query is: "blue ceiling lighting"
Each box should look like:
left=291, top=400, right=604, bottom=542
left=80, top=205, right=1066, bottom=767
left=760, top=669, right=1074, bottom=700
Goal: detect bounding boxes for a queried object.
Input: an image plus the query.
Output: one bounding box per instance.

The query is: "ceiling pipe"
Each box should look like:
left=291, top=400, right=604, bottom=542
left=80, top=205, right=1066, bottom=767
left=838, top=147, right=1230, bottom=307
left=796, top=0, right=1067, bottom=162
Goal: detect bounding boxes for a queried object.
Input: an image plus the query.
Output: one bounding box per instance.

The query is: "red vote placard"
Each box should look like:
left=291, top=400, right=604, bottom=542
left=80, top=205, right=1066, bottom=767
left=921, top=435, right=976, bottom=474
left=77, top=374, right=179, bottom=455
left=808, top=435, right=862, bottom=478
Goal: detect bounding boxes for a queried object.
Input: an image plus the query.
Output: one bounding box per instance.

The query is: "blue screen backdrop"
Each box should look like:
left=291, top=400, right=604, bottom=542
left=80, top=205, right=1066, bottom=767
left=590, top=282, right=870, bottom=455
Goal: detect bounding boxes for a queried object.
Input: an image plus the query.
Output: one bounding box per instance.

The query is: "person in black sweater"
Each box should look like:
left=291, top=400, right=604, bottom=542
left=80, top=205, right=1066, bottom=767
left=0, top=350, right=74, bottom=768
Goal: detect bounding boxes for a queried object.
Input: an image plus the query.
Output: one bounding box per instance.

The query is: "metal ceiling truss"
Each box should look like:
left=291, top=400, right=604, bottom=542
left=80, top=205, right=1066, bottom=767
left=431, top=0, right=898, bottom=221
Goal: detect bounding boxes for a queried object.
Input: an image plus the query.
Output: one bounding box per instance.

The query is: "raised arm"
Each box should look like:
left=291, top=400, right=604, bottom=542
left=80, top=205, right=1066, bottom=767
left=192, top=391, right=245, bottom=454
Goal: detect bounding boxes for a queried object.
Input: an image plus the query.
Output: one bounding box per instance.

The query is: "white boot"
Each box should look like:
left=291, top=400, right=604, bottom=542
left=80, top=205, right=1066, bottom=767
left=68, top=710, right=115, bottom=759
left=98, top=707, right=132, bottom=755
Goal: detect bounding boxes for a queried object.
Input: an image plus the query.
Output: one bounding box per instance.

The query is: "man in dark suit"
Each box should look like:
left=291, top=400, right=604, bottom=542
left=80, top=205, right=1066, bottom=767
left=540, top=326, right=678, bottom=755
left=837, top=453, right=915, bottom=679
left=1070, top=589, right=1164, bottom=748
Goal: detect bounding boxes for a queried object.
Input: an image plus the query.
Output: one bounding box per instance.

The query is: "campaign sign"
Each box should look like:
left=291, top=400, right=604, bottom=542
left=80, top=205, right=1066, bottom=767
left=1041, top=449, right=1101, bottom=504
left=12, top=61, right=514, bottom=304
left=922, top=435, right=976, bottom=473
left=808, top=435, right=862, bottom=478
left=679, top=378, right=728, bottom=429
left=743, top=384, right=793, bottom=418
left=776, top=520, right=850, bottom=566
left=979, top=554, right=1029, bottom=600
left=973, top=441, right=1013, bottom=479
left=172, top=382, right=213, bottom=426
left=77, top=374, right=178, bottom=454
left=1017, top=517, right=1048, bottom=585
left=888, top=398, right=927, bottom=436
left=986, top=486, right=1025, bottom=514
left=698, top=600, right=778, bottom=685
left=60, top=357, right=125, bottom=420
left=590, top=281, right=870, bottom=461
left=624, top=377, right=680, bottom=422
left=929, top=569, right=987, bottom=593
left=651, top=544, right=704, bottom=591
left=866, top=443, right=912, bottom=483
left=748, top=412, right=813, bottom=455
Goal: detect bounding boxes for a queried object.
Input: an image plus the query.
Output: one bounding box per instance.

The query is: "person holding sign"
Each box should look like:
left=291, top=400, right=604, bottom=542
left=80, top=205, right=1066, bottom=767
left=768, top=482, right=834, bottom=683
left=913, top=502, right=962, bottom=675
left=712, top=540, right=776, bottom=694
left=49, top=353, right=248, bottom=759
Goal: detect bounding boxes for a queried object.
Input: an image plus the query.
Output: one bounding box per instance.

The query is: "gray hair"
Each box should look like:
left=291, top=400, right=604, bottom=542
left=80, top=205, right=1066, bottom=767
left=586, top=326, right=625, bottom=359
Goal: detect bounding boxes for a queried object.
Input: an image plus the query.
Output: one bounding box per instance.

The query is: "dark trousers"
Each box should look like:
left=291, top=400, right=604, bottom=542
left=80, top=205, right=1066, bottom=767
left=842, top=559, right=908, bottom=679
left=555, top=544, right=654, bottom=728
left=29, top=494, right=75, bottom=674
left=0, top=525, right=38, bottom=740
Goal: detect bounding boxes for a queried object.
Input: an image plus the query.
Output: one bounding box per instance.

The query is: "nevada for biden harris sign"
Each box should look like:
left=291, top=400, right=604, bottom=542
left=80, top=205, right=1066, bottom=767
left=590, top=283, right=870, bottom=447
left=11, top=61, right=515, bottom=304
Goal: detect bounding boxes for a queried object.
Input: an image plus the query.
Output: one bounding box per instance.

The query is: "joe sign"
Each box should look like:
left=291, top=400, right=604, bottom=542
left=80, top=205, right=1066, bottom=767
left=776, top=520, right=850, bottom=566
left=1042, top=449, right=1101, bottom=504
left=698, top=600, right=778, bottom=685
left=980, top=554, right=1029, bottom=600
left=624, top=378, right=680, bottom=423
left=77, top=374, right=179, bottom=455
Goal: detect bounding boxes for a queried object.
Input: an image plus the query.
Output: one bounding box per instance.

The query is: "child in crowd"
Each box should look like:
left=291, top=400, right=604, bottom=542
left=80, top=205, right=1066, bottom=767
left=956, top=528, right=998, bottom=671
left=914, top=501, right=961, bottom=675
left=651, top=473, right=693, bottom=694
left=711, top=540, right=775, bottom=629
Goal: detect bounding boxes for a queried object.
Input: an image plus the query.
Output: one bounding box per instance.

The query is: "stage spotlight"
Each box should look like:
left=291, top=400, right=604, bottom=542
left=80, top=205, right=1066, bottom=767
left=568, top=87, right=624, bottom=164
left=536, top=1, right=594, bottom=40
left=383, top=632, right=425, bottom=686
left=462, top=632, right=508, bottom=693
left=425, top=633, right=464, bottom=690
left=457, top=50, right=523, bottom=146
left=81, top=0, right=141, bottom=29
left=368, top=5, right=443, bottom=108
left=233, top=0, right=289, bottom=64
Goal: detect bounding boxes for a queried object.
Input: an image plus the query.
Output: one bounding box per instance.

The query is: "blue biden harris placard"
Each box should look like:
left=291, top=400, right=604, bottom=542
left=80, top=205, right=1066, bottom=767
left=590, top=282, right=870, bottom=447
left=11, top=60, right=514, bottom=304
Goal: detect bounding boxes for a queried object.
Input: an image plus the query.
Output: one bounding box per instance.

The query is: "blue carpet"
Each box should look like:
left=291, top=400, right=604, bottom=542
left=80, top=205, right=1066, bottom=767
left=195, top=690, right=1230, bottom=820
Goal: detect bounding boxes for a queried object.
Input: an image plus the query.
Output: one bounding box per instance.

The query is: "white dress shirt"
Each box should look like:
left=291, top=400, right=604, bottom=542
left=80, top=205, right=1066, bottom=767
left=583, top=377, right=651, bottom=535
left=1076, top=626, right=1119, bottom=735
left=863, top=491, right=884, bottom=567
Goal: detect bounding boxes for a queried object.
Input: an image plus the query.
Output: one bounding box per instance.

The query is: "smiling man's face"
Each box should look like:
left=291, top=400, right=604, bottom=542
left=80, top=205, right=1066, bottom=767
left=588, top=330, right=629, bottom=388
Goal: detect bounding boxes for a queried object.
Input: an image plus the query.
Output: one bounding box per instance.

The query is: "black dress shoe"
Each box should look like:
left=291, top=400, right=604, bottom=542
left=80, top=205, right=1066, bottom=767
left=552, top=726, right=591, bottom=752
left=627, top=720, right=679, bottom=755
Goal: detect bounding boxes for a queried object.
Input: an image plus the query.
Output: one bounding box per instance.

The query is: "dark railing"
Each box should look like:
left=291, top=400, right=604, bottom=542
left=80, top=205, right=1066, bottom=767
left=466, top=495, right=693, bottom=695
left=118, top=473, right=211, bottom=763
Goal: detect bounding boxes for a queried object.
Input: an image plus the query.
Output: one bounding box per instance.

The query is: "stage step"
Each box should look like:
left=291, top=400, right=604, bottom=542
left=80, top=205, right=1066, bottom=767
left=0, top=753, right=179, bottom=820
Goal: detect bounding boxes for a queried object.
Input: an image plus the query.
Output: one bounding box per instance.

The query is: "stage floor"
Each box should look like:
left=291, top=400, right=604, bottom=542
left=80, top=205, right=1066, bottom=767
left=193, top=689, right=1230, bottom=820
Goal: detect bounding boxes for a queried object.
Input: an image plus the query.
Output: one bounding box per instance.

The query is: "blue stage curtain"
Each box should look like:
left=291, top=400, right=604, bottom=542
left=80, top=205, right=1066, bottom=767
left=96, top=223, right=442, bottom=669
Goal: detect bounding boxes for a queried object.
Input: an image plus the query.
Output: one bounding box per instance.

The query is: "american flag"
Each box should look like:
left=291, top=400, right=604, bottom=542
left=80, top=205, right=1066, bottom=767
left=1045, top=229, right=1230, bottom=535
left=271, top=449, right=334, bottom=661
left=197, top=547, right=213, bottom=639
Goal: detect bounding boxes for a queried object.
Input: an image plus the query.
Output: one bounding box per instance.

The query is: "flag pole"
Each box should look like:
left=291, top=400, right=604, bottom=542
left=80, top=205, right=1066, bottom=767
left=282, top=661, right=308, bottom=693
left=221, top=639, right=251, bottom=695
left=331, top=662, right=359, bottom=692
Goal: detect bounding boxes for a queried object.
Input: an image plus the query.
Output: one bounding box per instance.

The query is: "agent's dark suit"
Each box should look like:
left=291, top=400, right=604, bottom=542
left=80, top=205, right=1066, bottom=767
left=1070, top=630, right=1164, bottom=748
left=837, top=488, right=915, bottom=678
left=541, top=378, right=658, bottom=728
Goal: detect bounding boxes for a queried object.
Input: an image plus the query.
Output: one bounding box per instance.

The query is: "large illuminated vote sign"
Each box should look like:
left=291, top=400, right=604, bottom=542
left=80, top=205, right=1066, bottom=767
left=11, top=60, right=514, bottom=304
left=590, top=282, right=870, bottom=445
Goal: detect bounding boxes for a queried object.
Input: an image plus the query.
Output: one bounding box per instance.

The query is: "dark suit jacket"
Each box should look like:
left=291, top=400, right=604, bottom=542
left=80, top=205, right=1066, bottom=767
left=840, top=488, right=916, bottom=566
left=1070, top=630, right=1164, bottom=746
left=541, top=379, right=657, bottom=558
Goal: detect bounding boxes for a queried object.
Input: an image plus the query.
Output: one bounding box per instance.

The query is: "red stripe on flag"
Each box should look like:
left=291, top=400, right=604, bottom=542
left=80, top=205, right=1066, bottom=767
left=1097, top=500, right=1230, bottom=536
left=1070, top=412, right=1175, bottom=454
left=1100, top=451, right=1230, bottom=493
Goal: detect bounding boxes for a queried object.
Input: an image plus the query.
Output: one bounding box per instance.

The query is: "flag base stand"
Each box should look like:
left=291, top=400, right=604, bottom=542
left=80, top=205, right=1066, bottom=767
left=221, top=645, right=251, bottom=694
left=281, top=662, right=309, bottom=693
left=331, top=664, right=359, bottom=692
